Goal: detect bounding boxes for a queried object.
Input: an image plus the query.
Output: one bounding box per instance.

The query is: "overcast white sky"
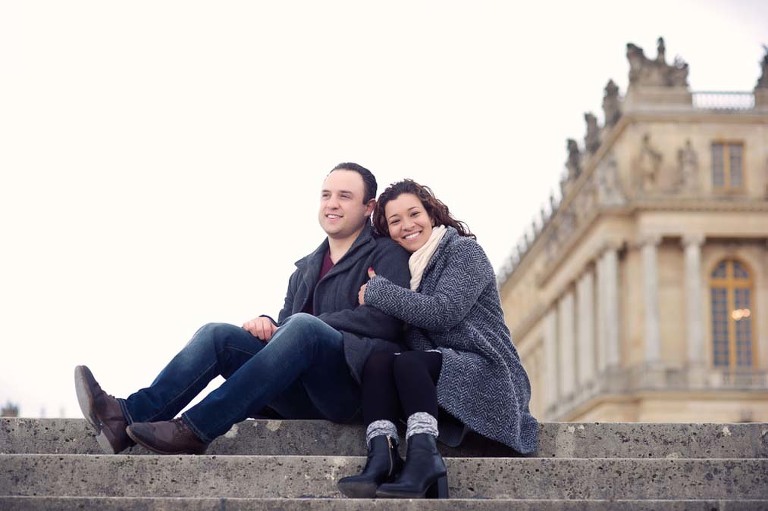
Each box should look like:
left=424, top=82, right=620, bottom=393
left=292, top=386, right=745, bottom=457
left=1, top=0, right=766, bottom=418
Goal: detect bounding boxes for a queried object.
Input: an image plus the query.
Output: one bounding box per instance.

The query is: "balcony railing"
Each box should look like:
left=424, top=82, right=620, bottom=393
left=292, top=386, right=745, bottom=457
left=692, top=91, right=755, bottom=110
left=546, top=364, right=768, bottom=421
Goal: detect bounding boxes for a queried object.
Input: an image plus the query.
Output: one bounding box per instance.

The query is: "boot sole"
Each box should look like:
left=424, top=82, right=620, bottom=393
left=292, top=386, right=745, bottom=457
left=376, top=474, right=449, bottom=499
left=125, top=425, right=208, bottom=456
left=74, top=366, right=100, bottom=431
left=337, top=480, right=378, bottom=499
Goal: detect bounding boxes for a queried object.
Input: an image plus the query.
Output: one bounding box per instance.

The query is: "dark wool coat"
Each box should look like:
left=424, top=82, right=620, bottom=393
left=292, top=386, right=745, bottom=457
left=364, top=227, right=539, bottom=454
left=276, top=224, right=411, bottom=383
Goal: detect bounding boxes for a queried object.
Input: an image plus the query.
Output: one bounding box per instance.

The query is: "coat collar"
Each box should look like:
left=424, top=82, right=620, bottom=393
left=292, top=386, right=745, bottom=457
left=295, top=223, right=375, bottom=275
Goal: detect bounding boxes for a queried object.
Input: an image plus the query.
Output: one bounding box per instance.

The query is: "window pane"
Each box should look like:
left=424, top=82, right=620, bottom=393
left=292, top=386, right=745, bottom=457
left=729, top=144, right=743, bottom=187
left=711, top=144, right=725, bottom=187
left=734, top=287, right=753, bottom=366
left=711, top=260, right=727, bottom=278
left=733, top=261, right=749, bottom=279
left=736, top=317, right=752, bottom=366
left=711, top=287, right=729, bottom=367
left=734, top=288, right=750, bottom=309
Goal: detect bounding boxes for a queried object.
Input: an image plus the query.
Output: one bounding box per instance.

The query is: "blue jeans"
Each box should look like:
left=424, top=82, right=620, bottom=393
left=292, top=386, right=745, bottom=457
left=119, top=313, right=361, bottom=442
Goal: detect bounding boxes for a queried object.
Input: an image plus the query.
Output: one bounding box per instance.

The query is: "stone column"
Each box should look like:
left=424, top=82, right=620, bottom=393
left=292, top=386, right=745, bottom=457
left=558, top=289, right=576, bottom=399
left=576, top=268, right=596, bottom=387
left=596, top=254, right=607, bottom=374
left=641, top=235, right=662, bottom=364
left=597, top=244, right=621, bottom=370
left=682, top=234, right=705, bottom=366
left=543, top=306, right=559, bottom=412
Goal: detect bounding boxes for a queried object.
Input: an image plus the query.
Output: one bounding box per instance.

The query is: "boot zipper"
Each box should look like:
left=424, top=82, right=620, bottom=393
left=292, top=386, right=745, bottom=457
left=386, top=435, right=394, bottom=477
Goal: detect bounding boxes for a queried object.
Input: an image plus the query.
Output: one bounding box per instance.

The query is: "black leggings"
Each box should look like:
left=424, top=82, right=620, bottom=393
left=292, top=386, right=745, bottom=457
left=361, top=350, right=443, bottom=426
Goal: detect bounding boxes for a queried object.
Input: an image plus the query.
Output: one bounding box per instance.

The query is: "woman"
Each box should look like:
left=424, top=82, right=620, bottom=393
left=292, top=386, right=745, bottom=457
left=337, top=179, right=538, bottom=499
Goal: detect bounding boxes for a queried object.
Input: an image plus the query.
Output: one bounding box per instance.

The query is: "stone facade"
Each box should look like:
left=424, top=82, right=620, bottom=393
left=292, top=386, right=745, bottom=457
left=498, top=40, right=768, bottom=423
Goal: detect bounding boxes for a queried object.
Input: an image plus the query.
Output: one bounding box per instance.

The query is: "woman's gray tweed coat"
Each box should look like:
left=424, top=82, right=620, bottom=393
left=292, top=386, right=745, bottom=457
left=365, top=227, right=539, bottom=454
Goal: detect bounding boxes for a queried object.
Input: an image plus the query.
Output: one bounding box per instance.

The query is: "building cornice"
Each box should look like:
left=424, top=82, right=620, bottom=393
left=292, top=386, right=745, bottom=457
left=497, top=90, right=768, bottom=290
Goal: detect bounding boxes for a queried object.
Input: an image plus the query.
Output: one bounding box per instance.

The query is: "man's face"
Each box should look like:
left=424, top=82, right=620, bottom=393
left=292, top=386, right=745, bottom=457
left=318, top=170, right=374, bottom=241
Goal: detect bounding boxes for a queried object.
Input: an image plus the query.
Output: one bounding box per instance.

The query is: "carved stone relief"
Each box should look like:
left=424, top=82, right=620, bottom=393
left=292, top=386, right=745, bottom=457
left=597, top=151, right=626, bottom=205
left=636, top=134, right=663, bottom=193
left=574, top=176, right=597, bottom=223
left=676, top=139, right=699, bottom=193
left=572, top=189, right=588, bottom=224
left=559, top=207, right=576, bottom=237
left=545, top=231, right=559, bottom=261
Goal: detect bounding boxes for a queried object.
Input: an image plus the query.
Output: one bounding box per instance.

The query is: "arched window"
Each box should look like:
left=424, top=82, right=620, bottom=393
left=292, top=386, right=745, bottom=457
left=710, top=259, right=755, bottom=368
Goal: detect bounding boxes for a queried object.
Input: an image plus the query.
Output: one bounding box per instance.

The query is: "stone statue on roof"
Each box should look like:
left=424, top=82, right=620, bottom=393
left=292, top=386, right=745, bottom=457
left=626, top=37, right=688, bottom=87
left=584, top=112, right=601, bottom=154
left=756, top=45, right=768, bottom=89
left=602, top=80, right=622, bottom=128
left=566, top=139, right=582, bottom=180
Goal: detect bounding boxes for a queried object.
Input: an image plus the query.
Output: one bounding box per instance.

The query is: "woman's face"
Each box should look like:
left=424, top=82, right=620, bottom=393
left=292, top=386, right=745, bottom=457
left=383, top=193, right=434, bottom=253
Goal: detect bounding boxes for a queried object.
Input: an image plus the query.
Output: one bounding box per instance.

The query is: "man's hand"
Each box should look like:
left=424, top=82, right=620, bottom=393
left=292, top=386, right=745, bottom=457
left=358, top=267, right=376, bottom=305
left=242, top=317, right=278, bottom=341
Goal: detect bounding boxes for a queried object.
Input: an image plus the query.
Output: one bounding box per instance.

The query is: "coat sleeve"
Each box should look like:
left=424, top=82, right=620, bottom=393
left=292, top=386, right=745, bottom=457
left=316, top=240, right=410, bottom=341
left=365, top=239, right=493, bottom=332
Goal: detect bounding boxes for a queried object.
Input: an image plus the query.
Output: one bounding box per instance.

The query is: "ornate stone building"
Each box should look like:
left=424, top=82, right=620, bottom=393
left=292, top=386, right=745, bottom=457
left=498, top=39, right=768, bottom=422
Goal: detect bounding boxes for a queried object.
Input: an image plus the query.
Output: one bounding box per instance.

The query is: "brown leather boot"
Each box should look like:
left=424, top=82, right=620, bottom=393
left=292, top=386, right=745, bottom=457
left=126, top=418, right=209, bottom=455
left=74, top=365, right=135, bottom=454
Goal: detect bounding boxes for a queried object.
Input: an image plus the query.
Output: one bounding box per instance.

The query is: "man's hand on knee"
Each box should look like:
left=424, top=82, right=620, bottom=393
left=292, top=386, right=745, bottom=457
left=242, top=317, right=278, bottom=341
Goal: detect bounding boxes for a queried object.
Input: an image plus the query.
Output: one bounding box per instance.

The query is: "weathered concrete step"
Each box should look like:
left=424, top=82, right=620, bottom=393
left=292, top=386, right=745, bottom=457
left=2, top=496, right=768, bottom=511
left=2, top=455, right=766, bottom=500
left=3, top=418, right=766, bottom=458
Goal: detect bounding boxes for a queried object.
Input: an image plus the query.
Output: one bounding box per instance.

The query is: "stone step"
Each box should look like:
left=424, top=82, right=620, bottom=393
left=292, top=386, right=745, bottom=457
left=2, top=454, right=766, bottom=500
left=2, top=418, right=766, bottom=458
left=2, top=497, right=768, bottom=511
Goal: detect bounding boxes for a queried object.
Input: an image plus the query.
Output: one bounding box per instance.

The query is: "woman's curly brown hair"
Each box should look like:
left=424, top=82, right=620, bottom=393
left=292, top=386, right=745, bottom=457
left=372, top=179, right=476, bottom=240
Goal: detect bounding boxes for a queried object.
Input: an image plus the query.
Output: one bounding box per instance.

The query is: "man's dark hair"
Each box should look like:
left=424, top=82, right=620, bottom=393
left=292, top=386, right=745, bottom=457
left=330, top=162, right=377, bottom=204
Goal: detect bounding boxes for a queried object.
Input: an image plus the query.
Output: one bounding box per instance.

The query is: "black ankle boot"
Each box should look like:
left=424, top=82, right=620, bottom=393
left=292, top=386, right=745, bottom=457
left=337, top=435, right=403, bottom=498
left=375, top=433, right=449, bottom=499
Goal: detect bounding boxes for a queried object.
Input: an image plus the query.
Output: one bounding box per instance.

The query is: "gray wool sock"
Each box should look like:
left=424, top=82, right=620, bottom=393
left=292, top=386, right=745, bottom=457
left=366, top=420, right=399, bottom=448
left=405, top=412, right=438, bottom=441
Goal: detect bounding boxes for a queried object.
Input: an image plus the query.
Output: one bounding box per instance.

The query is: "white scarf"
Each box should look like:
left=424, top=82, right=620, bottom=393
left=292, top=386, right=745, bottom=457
left=409, top=225, right=447, bottom=290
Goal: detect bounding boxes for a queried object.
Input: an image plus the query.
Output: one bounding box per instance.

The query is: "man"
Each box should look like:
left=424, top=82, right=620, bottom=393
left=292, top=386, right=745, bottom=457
left=75, top=162, right=410, bottom=455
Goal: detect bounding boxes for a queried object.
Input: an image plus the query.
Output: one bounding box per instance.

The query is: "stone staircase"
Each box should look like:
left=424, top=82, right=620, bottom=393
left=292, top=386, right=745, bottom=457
left=1, top=418, right=767, bottom=509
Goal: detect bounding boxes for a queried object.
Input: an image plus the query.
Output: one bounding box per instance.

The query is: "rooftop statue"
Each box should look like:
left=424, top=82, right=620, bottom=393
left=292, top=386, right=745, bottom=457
left=566, top=138, right=582, bottom=179
left=602, top=80, right=622, bottom=128
left=584, top=112, right=601, bottom=154
left=626, top=37, right=688, bottom=87
left=756, top=44, right=768, bottom=89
